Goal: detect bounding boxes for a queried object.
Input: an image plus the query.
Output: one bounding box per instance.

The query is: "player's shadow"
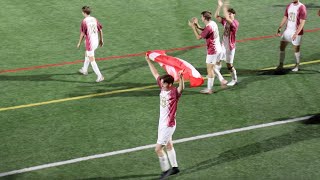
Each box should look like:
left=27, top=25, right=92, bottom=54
left=67, top=83, right=200, bottom=98
left=0, top=72, right=93, bottom=83
left=177, top=114, right=320, bottom=176
left=80, top=173, right=159, bottom=180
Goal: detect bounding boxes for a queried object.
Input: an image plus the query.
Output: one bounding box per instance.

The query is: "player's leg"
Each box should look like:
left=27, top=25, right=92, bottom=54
left=166, top=139, right=180, bottom=175
left=226, top=48, right=237, bottom=86
left=292, top=35, right=302, bottom=72
left=277, top=41, right=288, bottom=70
left=156, top=126, right=173, bottom=178
left=200, top=63, right=214, bottom=94
left=79, top=52, right=90, bottom=75
left=87, top=50, right=104, bottom=82
left=277, top=30, right=290, bottom=70
left=214, top=46, right=227, bottom=86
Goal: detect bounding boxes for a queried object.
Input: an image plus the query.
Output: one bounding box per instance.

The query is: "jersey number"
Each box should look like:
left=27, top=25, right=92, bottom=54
left=288, top=12, right=296, bottom=22
left=89, top=24, right=98, bottom=34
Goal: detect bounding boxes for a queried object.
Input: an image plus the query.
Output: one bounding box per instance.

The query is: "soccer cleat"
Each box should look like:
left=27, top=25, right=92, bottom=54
left=227, top=80, right=237, bottom=86
left=79, top=68, right=88, bottom=75
left=96, top=76, right=104, bottom=82
left=275, top=65, right=283, bottom=71
left=200, top=88, right=213, bottom=94
left=292, top=66, right=299, bottom=72
left=169, top=167, right=180, bottom=176
left=159, top=169, right=171, bottom=179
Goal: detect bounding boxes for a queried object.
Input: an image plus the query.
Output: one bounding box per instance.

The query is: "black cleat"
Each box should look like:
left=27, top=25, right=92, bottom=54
left=169, top=167, right=180, bottom=175
left=159, top=169, right=171, bottom=179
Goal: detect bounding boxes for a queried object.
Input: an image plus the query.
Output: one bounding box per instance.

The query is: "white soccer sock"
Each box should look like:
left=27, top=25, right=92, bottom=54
left=207, top=78, right=214, bottom=90
left=294, top=52, right=300, bottom=64
left=214, top=68, right=224, bottom=82
left=216, top=63, right=222, bottom=71
left=159, top=153, right=170, bottom=172
left=83, top=56, right=90, bottom=72
left=231, top=68, right=237, bottom=81
left=280, top=51, right=285, bottom=64
left=90, top=61, right=102, bottom=77
left=167, top=148, right=178, bottom=167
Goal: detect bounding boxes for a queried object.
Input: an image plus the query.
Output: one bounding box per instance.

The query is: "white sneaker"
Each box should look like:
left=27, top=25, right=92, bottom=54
left=79, top=68, right=88, bottom=75
left=200, top=88, right=213, bottom=94
left=292, top=66, right=299, bottom=72
left=96, top=76, right=104, bottom=82
left=227, top=80, right=237, bottom=86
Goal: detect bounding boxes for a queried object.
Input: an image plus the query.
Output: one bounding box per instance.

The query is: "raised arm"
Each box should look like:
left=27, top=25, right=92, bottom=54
left=214, top=0, right=223, bottom=23
left=145, top=56, right=160, bottom=80
left=223, top=1, right=233, bottom=24
left=177, top=70, right=185, bottom=94
left=277, top=16, right=288, bottom=36
left=188, top=20, right=202, bottom=40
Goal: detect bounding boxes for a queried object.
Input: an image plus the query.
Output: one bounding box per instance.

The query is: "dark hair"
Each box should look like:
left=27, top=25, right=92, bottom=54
left=82, top=6, right=91, bottom=15
left=160, top=74, right=174, bottom=84
left=228, top=8, right=236, bottom=15
left=201, top=11, right=212, bottom=21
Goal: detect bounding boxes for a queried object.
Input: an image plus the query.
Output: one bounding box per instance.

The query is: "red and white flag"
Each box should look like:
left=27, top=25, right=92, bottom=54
left=146, top=50, right=204, bottom=87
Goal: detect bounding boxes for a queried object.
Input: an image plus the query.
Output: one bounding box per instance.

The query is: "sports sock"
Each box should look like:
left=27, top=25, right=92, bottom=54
left=83, top=56, right=90, bottom=72
left=207, top=78, right=214, bottom=90
left=231, top=68, right=237, bottom=81
left=159, top=153, right=170, bottom=172
left=214, top=68, right=224, bottom=82
left=167, top=148, right=178, bottom=167
left=90, top=61, right=102, bottom=77
left=294, top=52, right=300, bottom=64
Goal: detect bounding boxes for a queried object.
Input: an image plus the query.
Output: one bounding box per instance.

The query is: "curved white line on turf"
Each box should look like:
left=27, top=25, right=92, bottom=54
left=0, top=115, right=312, bottom=177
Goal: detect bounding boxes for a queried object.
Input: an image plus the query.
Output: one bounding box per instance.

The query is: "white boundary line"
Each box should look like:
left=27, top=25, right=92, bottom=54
left=0, top=115, right=312, bottom=177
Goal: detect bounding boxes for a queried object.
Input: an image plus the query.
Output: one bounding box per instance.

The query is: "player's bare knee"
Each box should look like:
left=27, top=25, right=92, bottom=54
left=88, top=56, right=95, bottom=62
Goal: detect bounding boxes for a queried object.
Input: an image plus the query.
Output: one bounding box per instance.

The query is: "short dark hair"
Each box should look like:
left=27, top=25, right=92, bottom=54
left=201, top=11, right=212, bottom=21
left=228, top=8, right=236, bottom=15
left=82, top=6, right=91, bottom=15
left=160, top=74, right=174, bottom=85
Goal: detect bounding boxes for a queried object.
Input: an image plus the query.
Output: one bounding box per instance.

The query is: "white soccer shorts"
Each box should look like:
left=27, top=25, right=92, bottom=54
left=220, top=45, right=236, bottom=64
left=157, top=125, right=176, bottom=145
left=281, top=30, right=302, bottom=46
left=206, top=53, right=221, bottom=64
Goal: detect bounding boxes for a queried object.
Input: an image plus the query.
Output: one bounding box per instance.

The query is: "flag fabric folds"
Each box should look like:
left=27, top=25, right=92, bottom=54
left=146, top=50, right=204, bottom=87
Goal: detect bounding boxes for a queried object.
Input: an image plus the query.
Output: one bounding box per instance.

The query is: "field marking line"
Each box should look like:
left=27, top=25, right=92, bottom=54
left=0, top=115, right=312, bottom=177
left=0, top=28, right=319, bottom=74
left=0, top=59, right=319, bottom=112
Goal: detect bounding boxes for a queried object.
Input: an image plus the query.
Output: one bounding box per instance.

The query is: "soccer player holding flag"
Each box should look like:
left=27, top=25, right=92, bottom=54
left=276, top=0, right=307, bottom=72
left=214, top=0, right=239, bottom=86
left=145, top=56, right=184, bottom=179
left=77, top=6, right=104, bottom=82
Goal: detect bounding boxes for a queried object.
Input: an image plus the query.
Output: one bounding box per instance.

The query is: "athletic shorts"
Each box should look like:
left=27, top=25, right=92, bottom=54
left=157, top=125, right=176, bottom=145
left=85, top=42, right=98, bottom=57
left=206, top=53, right=221, bottom=64
left=281, top=30, right=302, bottom=46
left=220, top=44, right=236, bottom=64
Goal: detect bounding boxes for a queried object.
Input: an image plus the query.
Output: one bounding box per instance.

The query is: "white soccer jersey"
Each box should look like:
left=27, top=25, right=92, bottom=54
left=80, top=16, right=103, bottom=51
left=157, top=77, right=181, bottom=128
left=285, top=2, right=307, bottom=35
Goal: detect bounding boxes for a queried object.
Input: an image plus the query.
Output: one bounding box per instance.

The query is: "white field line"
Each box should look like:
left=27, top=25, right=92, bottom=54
left=0, top=115, right=312, bottom=177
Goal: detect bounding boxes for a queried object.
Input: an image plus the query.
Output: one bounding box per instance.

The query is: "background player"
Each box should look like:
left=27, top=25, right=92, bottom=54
left=214, top=0, right=239, bottom=86
left=276, top=0, right=307, bottom=72
left=77, top=6, right=104, bottom=82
